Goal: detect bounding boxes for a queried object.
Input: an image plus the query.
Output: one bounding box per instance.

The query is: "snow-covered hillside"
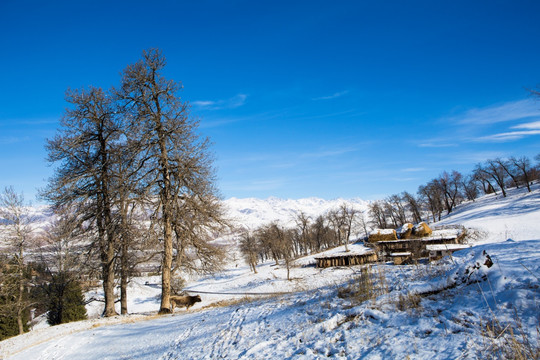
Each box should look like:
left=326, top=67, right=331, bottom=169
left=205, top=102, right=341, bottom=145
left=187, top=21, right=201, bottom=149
left=1, top=186, right=539, bottom=359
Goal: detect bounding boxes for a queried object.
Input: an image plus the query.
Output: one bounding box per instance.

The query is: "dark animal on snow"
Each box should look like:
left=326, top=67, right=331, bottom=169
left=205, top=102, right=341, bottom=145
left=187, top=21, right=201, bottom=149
left=170, top=295, right=201, bottom=311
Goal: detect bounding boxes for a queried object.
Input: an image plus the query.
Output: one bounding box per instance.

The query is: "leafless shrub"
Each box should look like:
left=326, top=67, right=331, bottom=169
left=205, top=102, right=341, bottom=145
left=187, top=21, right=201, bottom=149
left=338, top=265, right=388, bottom=304
left=395, top=292, right=422, bottom=313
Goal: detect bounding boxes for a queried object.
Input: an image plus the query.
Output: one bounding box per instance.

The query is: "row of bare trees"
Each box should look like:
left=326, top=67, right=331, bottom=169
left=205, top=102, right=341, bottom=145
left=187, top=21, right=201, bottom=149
left=369, top=154, right=539, bottom=229
left=239, top=204, right=367, bottom=278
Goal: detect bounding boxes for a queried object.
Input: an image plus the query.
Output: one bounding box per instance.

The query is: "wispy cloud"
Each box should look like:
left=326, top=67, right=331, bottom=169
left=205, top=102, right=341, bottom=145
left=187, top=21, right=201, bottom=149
left=477, top=130, right=540, bottom=142
left=446, top=150, right=508, bottom=164
left=312, top=90, right=349, bottom=101
left=475, top=119, right=540, bottom=142
left=417, top=99, right=540, bottom=146
left=512, top=120, right=540, bottom=130
left=0, top=136, right=30, bottom=145
left=445, top=99, right=540, bottom=125
left=400, top=167, right=426, bottom=172
left=192, top=94, right=248, bottom=110
left=418, top=141, right=458, bottom=148
left=0, top=117, right=58, bottom=126
left=300, top=147, right=357, bottom=159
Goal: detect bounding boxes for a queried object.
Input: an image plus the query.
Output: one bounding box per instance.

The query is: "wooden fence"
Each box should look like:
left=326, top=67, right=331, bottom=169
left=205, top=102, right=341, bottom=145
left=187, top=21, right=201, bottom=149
left=315, top=252, right=378, bottom=268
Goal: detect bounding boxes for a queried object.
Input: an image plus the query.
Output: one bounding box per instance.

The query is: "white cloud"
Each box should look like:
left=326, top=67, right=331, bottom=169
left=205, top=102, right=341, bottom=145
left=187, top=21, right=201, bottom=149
left=401, top=167, right=426, bottom=172
left=477, top=130, right=540, bottom=142
left=0, top=136, right=30, bottom=145
left=418, top=142, right=458, bottom=148
left=511, top=120, right=540, bottom=130
left=192, top=94, right=247, bottom=110
left=444, top=99, right=540, bottom=125
left=300, top=147, right=357, bottom=159
left=312, top=91, right=349, bottom=101
left=192, top=100, right=216, bottom=107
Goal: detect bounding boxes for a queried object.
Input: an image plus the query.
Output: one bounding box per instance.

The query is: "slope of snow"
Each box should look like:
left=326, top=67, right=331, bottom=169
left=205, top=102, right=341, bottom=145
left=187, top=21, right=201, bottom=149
left=435, top=185, right=540, bottom=243
left=2, top=185, right=539, bottom=359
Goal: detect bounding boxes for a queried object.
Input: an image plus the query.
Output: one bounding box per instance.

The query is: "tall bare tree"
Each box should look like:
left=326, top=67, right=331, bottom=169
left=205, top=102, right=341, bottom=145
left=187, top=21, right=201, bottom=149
left=43, top=87, right=120, bottom=317
left=118, top=49, right=225, bottom=314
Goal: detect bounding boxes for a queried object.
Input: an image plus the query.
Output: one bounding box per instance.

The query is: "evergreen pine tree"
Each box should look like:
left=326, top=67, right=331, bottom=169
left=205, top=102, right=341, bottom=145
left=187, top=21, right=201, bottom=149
left=46, top=273, right=87, bottom=326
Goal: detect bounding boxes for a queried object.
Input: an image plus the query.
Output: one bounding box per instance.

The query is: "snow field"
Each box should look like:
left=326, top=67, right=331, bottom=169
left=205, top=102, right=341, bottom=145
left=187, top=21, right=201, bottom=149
left=1, top=184, right=539, bottom=359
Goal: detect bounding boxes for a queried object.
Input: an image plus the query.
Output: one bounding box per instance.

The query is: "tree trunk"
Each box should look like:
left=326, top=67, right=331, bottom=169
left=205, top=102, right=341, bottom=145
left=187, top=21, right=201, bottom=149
left=17, top=245, right=24, bottom=335
left=98, top=200, right=118, bottom=317
left=120, top=201, right=130, bottom=315
left=102, top=240, right=117, bottom=317
left=159, top=212, right=173, bottom=314
left=120, top=239, right=128, bottom=315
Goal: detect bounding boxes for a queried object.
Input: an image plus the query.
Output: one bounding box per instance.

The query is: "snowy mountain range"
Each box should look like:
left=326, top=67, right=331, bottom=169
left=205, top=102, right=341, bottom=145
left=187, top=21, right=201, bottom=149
left=223, top=197, right=370, bottom=229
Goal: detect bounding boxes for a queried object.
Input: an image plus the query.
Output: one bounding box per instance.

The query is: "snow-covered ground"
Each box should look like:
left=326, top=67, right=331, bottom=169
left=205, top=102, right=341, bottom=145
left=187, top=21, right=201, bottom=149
left=1, top=185, right=539, bottom=359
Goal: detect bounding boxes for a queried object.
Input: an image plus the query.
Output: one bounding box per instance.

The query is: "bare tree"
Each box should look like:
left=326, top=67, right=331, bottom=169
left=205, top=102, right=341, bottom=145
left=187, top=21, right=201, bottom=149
left=435, top=171, right=463, bottom=214
left=43, top=87, right=120, bottom=317
left=0, top=187, right=35, bottom=335
left=482, top=159, right=508, bottom=197
left=368, top=201, right=387, bottom=229
left=327, top=209, right=349, bottom=251
left=509, top=156, right=533, bottom=192
left=294, top=212, right=311, bottom=255
left=239, top=230, right=259, bottom=273
left=418, top=181, right=444, bottom=222
left=473, top=164, right=498, bottom=195
left=339, top=203, right=359, bottom=250
left=310, top=215, right=331, bottom=252
left=112, top=139, right=159, bottom=315
left=493, top=158, right=520, bottom=189
left=38, top=205, right=85, bottom=276
left=461, top=174, right=480, bottom=202
left=273, top=225, right=295, bottom=281
left=170, top=195, right=227, bottom=276
left=357, top=210, right=370, bottom=240
left=401, top=191, right=422, bottom=224
left=386, top=195, right=407, bottom=226
left=118, top=49, right=226, bottom=314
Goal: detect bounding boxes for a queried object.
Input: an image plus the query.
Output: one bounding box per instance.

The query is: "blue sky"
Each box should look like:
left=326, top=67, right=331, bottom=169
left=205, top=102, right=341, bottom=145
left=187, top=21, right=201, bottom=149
left=1, top=0, right=540, bottom=202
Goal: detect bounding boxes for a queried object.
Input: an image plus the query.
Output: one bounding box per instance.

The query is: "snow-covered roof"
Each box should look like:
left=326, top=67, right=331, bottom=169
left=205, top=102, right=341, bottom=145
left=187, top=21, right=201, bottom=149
left=369, top=229, right=396, bottom=235
left=426, top=244, right=471, bottom=251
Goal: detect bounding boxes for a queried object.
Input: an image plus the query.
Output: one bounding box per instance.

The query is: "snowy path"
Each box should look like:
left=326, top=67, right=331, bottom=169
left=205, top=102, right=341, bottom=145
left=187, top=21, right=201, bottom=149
left=6, top=292, right=323, bottom=360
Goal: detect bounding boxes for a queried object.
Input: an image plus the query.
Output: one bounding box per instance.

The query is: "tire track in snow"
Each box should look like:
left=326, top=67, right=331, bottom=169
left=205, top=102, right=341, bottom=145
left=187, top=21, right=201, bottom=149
left=208, top=307, right=248, bottom=359
left=236, top=304, right=276, bottom=358
left=159, top=325, right=194, bottom=360
left=207, top=301, right=280, bottom=359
